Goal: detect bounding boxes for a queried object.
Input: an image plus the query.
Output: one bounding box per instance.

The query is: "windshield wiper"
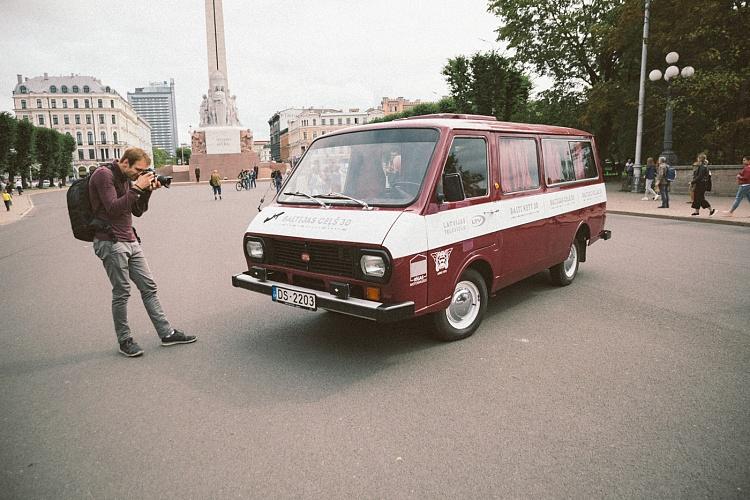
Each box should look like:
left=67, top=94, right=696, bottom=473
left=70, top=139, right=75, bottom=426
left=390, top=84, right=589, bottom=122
left=314, top=192, right=371, bottom=210
left=282, top=191, right=329, bottom=208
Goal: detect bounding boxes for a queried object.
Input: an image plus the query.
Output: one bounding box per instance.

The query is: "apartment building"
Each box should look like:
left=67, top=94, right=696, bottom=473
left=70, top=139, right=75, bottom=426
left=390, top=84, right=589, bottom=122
left=12, top=73, right=152, bottom=168
left=127, top=79, right=179, bottom=156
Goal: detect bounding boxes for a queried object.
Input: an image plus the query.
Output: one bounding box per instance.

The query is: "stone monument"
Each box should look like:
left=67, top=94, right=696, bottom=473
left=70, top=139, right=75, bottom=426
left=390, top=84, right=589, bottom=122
left=190, top=0, right=258, bottom=180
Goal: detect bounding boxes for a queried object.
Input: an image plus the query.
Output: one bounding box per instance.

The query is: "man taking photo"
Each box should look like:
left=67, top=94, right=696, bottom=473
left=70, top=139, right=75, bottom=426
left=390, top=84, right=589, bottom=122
left=89, top=147, right=196, bottom=357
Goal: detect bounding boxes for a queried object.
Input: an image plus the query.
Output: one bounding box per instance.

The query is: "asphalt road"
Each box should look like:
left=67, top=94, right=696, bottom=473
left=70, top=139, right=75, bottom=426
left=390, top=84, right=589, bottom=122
left=1, top=183, right=748, bottom=499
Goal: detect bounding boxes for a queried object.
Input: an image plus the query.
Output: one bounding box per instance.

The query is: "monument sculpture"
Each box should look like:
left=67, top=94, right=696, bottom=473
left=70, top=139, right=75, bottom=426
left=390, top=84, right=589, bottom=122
left=190, top=0, right=258, bottom=180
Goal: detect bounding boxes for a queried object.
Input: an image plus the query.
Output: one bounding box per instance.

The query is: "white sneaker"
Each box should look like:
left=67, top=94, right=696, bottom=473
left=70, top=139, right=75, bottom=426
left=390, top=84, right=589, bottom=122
left=654, top=195, right=660, bottom=200
left=641, top=197, right=649, bottom=201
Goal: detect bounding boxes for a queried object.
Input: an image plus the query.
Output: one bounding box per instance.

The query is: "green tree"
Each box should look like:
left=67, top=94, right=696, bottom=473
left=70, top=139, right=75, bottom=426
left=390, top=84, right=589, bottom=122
left=57, top=134, right=76, bottom=185
left=442, top=51, right=531, bottom=120
left=34, top=128, right=61, bottom=187
left=152, top=147, right=170, bottom=167
left=13, top=119, right=35, bottom=187
left=175, top=146, right=192, bottom=165
left=0, top=112, right=17, bottom=179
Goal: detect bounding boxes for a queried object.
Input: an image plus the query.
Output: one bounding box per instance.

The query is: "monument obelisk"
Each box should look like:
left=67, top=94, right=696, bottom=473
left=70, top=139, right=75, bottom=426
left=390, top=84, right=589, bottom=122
left=191, top=0, right=258, bottom=180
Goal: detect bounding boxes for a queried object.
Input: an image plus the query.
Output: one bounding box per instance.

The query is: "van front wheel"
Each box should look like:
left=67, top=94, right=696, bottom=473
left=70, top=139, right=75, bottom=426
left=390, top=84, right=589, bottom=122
left=432, top=268, right=488, bottom=341
left=549, top=238, right=581, bottom=286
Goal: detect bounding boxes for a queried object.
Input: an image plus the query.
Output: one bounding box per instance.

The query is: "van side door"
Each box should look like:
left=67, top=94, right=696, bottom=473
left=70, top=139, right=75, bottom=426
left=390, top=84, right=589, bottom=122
left=494, top=135, right=549, bottom=283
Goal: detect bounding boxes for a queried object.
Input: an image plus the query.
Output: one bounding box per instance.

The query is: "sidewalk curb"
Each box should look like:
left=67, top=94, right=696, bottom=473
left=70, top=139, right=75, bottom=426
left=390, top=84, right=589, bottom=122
left=18, top=195, right=34, bottom=218
left=607, top=210, right=750, bottom=227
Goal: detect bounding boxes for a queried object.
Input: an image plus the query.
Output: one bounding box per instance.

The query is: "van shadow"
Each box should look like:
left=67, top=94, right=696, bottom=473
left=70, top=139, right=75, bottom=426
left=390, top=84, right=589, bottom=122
left=483, top=270, right=558, bottom=320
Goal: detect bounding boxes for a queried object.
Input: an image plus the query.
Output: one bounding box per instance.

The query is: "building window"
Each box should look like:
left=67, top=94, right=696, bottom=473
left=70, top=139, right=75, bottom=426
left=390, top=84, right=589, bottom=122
left=97, top=99, right=103, bottom=108
left=76, top=132, right=82, bottom=145
left=312, top=119, right=316, bottom=126
left=103, top=148, right=109, bottom=160
left=105, top=86, right=110, bottom=93
left=87, top=132, right=93, bottom=145
left=64, top=115, right=69, bottom=124
left=113, top=132, right=118, bottom=144
left=86, top=115, right=91, bottom=124
left=74, top=99, right=79, bottom=108
left=111, top=115, right=116, bottom=124
left=52, top=115, right=59, bottom=125
left=78, top=150, right=84, bottom=160
left=338, top=118, right=342, bottom=125
left=37, top=114, right=45, bottom=125
left=346, top=118, right=351, bottom=124
left=72, top=85, right=79, bottom=93
left=19, top=85, right=27, bottom=93
left=51, top=99, right=57, bottom=109
left=61, top=85, right=68, bottom=93
left=75, top=115, right=81, bottom=124
left=36, top=99, right=42, bottom=108
left=50, top=85, right=57, bottom=93
left=20, top=100, right=26, bottom=109
left=62, top=99, right=67, bottom=108
left=84, top=99, right=90, bottom=108
left=302, top=119, right=308, bottom=126
left=313, top=132, right=317, bottom=138
left=89, top=149, right=95, bottom=159
left=354, top=118, right=359, bottom=124
left=303, top=132, right=308, bottom=140
left=99, top=114, right=104, bottom=124
left=101, top=131, right=107, bottom=144
left=110, top=100, right=114, bottom=108
left=83, top=86, right=90, bottom=93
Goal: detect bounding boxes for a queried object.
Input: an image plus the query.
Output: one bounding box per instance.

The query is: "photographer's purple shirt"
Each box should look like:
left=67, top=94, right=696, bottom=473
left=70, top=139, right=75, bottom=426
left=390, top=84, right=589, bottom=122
left=89, top=161, right=147, bottom=242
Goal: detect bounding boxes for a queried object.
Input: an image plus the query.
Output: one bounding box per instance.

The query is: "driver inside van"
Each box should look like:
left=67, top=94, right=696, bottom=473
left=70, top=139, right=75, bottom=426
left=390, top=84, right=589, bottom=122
left=346, top=148, right=386, bottom=199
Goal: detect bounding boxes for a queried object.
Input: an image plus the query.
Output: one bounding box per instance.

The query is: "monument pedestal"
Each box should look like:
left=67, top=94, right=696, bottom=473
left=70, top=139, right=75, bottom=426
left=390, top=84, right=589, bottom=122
left=190, top=127, right=259, bottom=180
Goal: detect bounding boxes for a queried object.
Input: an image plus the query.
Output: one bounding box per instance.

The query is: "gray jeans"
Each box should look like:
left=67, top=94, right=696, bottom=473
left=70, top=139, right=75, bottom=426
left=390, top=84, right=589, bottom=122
left=93, top=239, right=173, bottom=343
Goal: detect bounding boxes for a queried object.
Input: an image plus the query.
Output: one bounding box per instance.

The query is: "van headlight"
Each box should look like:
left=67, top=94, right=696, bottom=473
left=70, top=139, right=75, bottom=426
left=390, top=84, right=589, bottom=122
left=245, top=238, right=265, bottom=260
left=360, top=254, right=386, bottom=278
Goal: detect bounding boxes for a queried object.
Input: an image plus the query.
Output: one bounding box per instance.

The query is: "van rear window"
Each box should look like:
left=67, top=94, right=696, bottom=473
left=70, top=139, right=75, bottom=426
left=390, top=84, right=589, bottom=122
left=542, top=139, right=598, bottom=185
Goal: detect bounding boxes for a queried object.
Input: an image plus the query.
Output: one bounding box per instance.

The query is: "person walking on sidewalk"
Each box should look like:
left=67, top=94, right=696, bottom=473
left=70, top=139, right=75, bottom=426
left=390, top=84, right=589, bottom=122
left=2, top=190, right=12, bottom=211
left=690, top=154, right=715, bottom=216
left=656, top=156, right=671, bottom=208
left=15, top=179, right=23, bottom=196
left=642, top=157, right=659, bottom=201
left=209, top=169, right=222, bottom=200
left=88, top=147, right=196, bottom=357
left=194, top=166, right=201, bottom=183
left=723, top=155, right=750, bottom=216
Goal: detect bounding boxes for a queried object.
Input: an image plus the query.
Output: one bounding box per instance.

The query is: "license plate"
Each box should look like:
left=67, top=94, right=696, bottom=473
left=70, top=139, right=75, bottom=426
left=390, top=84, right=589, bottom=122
left=271, top=286, right=317, bottom=311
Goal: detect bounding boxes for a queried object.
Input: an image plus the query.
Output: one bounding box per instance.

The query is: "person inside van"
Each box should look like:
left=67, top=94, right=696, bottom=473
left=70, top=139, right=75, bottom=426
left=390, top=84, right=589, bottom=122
left=346, top=149, right=386, bottom=199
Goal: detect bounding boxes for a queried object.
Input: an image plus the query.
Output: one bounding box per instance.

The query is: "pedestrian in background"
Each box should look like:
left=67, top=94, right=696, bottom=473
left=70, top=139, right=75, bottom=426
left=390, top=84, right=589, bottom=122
left=655, top=156, right=671, bottom=208
left=2, top=190, right=12, bottom=211
left=15, top=179, right=23, bottom=196
left=195, top=167, right=201, bottom=183
left=722, top=155, right=750, bottom=216
left=691, top=154, right=715, bottom=216
left=209, top=169, right=222, bottom=200
left=642, top=157, right=659, bottom=200
left=249, top=168, right=256, bottom=188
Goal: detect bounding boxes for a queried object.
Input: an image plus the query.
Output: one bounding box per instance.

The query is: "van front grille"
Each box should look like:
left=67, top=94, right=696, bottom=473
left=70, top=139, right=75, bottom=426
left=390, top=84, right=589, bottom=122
left=270, top=239, right=356, bottom=278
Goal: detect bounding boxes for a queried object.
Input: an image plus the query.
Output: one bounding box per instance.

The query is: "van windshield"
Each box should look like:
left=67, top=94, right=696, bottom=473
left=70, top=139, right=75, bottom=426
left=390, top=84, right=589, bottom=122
left=278, top=128, right=439, bottom=207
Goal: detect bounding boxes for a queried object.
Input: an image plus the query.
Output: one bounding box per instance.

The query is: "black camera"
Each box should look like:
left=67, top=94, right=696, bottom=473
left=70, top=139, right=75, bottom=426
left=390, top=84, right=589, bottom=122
left=141, top=168, right=173, bottom=188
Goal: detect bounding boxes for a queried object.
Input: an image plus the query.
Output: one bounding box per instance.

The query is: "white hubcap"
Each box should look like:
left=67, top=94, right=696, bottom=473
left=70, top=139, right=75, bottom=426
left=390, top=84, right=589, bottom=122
left=446, top=280, right=481, bottom=329
left=563, top=242, right=578, bottom=278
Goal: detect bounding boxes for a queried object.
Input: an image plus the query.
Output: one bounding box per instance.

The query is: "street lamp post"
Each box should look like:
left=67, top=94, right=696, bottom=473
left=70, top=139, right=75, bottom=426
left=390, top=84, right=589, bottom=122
left=648, top=52, right=695, bottom=166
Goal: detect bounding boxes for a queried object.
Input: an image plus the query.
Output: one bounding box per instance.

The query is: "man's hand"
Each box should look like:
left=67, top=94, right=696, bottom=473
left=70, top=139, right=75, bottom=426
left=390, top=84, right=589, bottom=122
left=133, top=171, right=155, bottom=191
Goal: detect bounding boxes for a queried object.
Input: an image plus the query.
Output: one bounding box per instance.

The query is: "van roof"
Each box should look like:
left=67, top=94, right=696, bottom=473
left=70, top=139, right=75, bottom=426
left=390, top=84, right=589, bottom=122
left=337, top=113, right=591, bottom=137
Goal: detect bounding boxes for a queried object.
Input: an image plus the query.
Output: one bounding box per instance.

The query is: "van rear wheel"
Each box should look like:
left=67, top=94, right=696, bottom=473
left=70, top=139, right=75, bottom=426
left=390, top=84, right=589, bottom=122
left=432, top=268, right=487, bottom=341
left=549, top=238, right=581, bottom=286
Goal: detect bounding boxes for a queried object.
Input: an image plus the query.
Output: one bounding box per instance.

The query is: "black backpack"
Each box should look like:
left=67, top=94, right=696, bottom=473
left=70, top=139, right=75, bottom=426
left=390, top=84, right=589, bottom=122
left=66, top=166, right=110, bottom=241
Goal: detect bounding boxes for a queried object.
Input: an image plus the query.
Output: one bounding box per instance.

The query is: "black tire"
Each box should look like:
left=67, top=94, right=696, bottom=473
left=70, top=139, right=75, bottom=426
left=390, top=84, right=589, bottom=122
left=549, top=238, right=581, bottom=286
left=235, top=181, right=243, bottom=191
left=432, top=268, right=488, bottom=342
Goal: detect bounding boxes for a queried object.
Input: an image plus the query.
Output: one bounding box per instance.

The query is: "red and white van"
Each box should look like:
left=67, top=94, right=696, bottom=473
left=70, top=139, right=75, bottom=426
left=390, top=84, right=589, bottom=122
left=232, top=114, right=611, bottom=341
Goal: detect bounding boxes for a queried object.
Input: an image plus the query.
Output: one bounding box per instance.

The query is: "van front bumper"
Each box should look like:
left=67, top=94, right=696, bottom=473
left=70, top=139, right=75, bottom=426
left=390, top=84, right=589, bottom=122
left=231, top=272, right=415, bottom=323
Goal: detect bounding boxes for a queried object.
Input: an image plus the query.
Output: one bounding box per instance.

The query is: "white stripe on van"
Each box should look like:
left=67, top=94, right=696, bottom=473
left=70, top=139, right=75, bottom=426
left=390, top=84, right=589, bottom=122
left=248, top=183, right=607, bottom=259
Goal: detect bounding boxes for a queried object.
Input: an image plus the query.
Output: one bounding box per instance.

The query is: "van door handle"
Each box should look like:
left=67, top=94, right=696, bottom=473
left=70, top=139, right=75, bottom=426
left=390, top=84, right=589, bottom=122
left=483, top=209, right=499, bottom=215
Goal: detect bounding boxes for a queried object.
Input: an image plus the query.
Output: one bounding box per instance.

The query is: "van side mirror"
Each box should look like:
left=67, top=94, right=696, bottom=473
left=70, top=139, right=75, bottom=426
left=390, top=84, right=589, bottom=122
left=442, top=172, right=465, bottom=202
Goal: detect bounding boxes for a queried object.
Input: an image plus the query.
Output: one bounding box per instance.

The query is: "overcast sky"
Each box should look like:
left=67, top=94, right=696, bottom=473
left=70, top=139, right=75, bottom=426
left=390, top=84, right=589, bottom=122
left=1, top=0, right=525, bottom=144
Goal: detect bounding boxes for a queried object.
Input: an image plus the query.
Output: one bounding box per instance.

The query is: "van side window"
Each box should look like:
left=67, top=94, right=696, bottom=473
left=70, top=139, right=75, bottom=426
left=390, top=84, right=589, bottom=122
left=443, top=137, right=488, bottom=198
left=542, top=139, right=598, bottom=184
left=498, top=138, right=540, bottom=193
